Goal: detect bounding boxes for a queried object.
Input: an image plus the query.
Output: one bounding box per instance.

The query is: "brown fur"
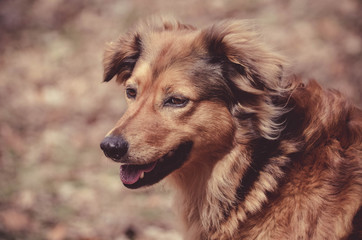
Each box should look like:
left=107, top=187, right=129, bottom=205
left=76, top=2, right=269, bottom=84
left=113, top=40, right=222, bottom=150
left=101, top=17, right=362, bottom=239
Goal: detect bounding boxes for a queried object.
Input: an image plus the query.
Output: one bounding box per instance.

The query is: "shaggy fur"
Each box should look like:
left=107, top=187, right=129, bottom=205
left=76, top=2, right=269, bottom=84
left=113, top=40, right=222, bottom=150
left=101, top=17, right=362, bottom=240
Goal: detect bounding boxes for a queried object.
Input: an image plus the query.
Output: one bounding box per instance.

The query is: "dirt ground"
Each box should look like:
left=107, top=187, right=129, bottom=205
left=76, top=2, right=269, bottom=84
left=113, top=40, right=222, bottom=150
left=0, top=0, right=361, bottom=239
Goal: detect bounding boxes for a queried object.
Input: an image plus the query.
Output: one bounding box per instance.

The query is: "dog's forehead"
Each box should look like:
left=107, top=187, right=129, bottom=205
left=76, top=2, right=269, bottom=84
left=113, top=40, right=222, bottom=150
left=131, top=31, right=200, bottom=87
left=145, top=31, right=197, bottom=58
left=129, top=60, right=196, bottom=96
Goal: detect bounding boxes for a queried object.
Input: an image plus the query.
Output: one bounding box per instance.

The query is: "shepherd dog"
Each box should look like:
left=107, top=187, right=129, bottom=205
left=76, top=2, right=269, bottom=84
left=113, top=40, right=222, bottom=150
left=99, top=17, right=362, bottom=240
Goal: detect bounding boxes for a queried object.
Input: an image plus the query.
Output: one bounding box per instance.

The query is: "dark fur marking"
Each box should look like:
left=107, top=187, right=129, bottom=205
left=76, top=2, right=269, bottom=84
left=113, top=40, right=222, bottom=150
left=347, top=207, right=362, bottom=240
left=190, top=56, right=236, bottom=107
left=218, top=139, right=282, bottom=223
left=235, top=139, right=280, bottom=203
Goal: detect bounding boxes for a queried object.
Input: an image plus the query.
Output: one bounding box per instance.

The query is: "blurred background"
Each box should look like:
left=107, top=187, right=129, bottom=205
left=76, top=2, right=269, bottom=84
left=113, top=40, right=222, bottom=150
left=0, top=0, right=361, bottom=239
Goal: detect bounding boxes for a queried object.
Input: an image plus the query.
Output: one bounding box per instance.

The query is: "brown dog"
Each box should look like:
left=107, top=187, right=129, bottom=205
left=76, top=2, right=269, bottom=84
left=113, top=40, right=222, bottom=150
left=100, top=17, right=362, bottom=240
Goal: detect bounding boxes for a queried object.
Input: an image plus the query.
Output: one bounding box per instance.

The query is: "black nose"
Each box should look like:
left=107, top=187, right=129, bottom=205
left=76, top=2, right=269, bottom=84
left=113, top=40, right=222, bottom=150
left=100, top=136, right=129, bottom=161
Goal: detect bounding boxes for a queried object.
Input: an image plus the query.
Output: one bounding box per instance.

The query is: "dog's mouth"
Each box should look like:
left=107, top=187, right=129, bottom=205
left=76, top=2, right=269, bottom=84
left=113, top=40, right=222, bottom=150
left=121, top=141, right=193, bottom=189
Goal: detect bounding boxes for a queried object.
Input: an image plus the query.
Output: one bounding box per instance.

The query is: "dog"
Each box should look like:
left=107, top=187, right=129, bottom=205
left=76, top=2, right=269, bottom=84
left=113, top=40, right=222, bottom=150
left=99, top=17, right=362, bottom=240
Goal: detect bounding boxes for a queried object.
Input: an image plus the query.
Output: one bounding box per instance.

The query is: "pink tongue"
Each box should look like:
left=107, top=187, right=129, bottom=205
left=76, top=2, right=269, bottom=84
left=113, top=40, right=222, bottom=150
left=120, top=162, right=156, bottom=185
left=120, top=165, right=142, bottom=185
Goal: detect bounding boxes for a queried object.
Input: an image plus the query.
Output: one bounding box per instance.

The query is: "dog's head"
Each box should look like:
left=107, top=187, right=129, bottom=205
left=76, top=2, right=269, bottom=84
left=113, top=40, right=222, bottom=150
left=100, top=17, right=290, bottom=189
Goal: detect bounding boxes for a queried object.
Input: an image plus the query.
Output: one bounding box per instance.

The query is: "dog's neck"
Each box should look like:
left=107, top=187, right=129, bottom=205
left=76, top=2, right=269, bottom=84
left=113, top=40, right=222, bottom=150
left=170, top=137, right=300, bottom=239
left=169, top=150, right=218, bottom=237
left=167, top=81, right=360, bottom=239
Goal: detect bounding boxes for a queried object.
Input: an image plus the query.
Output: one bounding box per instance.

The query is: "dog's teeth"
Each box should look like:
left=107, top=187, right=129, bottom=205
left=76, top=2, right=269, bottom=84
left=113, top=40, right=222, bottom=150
left=140, top=172, right=145, bottom=179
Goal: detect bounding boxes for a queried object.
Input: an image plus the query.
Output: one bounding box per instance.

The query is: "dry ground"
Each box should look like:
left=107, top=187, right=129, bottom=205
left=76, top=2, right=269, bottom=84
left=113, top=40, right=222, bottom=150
left=0, top=0, right=361, bottom=239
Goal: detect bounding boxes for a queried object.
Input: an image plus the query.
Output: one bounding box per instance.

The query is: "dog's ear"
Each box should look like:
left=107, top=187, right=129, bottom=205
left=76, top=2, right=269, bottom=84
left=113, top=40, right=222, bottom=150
left=103, top=31, right=142, bottom=83
left=200, top=20, right=286, bottom=94
left=200, top=21, right=293, bottom=140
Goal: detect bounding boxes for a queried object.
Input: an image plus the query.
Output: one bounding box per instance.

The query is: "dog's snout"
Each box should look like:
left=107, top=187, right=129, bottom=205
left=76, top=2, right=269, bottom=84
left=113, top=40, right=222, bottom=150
left=100, top=136, right=128, bottom=161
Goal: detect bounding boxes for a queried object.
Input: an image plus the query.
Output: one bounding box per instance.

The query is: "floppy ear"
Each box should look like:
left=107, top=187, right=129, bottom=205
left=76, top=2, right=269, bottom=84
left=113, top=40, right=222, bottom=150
left=103, top=31, right=142, bottom=83
left=201, top=20, right=287, bottom=94
left=200, top=20, right=293, bottom=140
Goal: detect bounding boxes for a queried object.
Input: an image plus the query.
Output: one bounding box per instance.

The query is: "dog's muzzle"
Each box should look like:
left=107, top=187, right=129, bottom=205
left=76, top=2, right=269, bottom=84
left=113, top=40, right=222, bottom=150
left=100, top=135, right=128, bottom=161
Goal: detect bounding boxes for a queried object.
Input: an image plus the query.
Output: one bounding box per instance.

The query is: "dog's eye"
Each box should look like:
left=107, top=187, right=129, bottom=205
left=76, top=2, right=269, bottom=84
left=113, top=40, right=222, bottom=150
left=164, top=97, right=189, bottom=107
left=126, top=88, right=137, bottom=99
